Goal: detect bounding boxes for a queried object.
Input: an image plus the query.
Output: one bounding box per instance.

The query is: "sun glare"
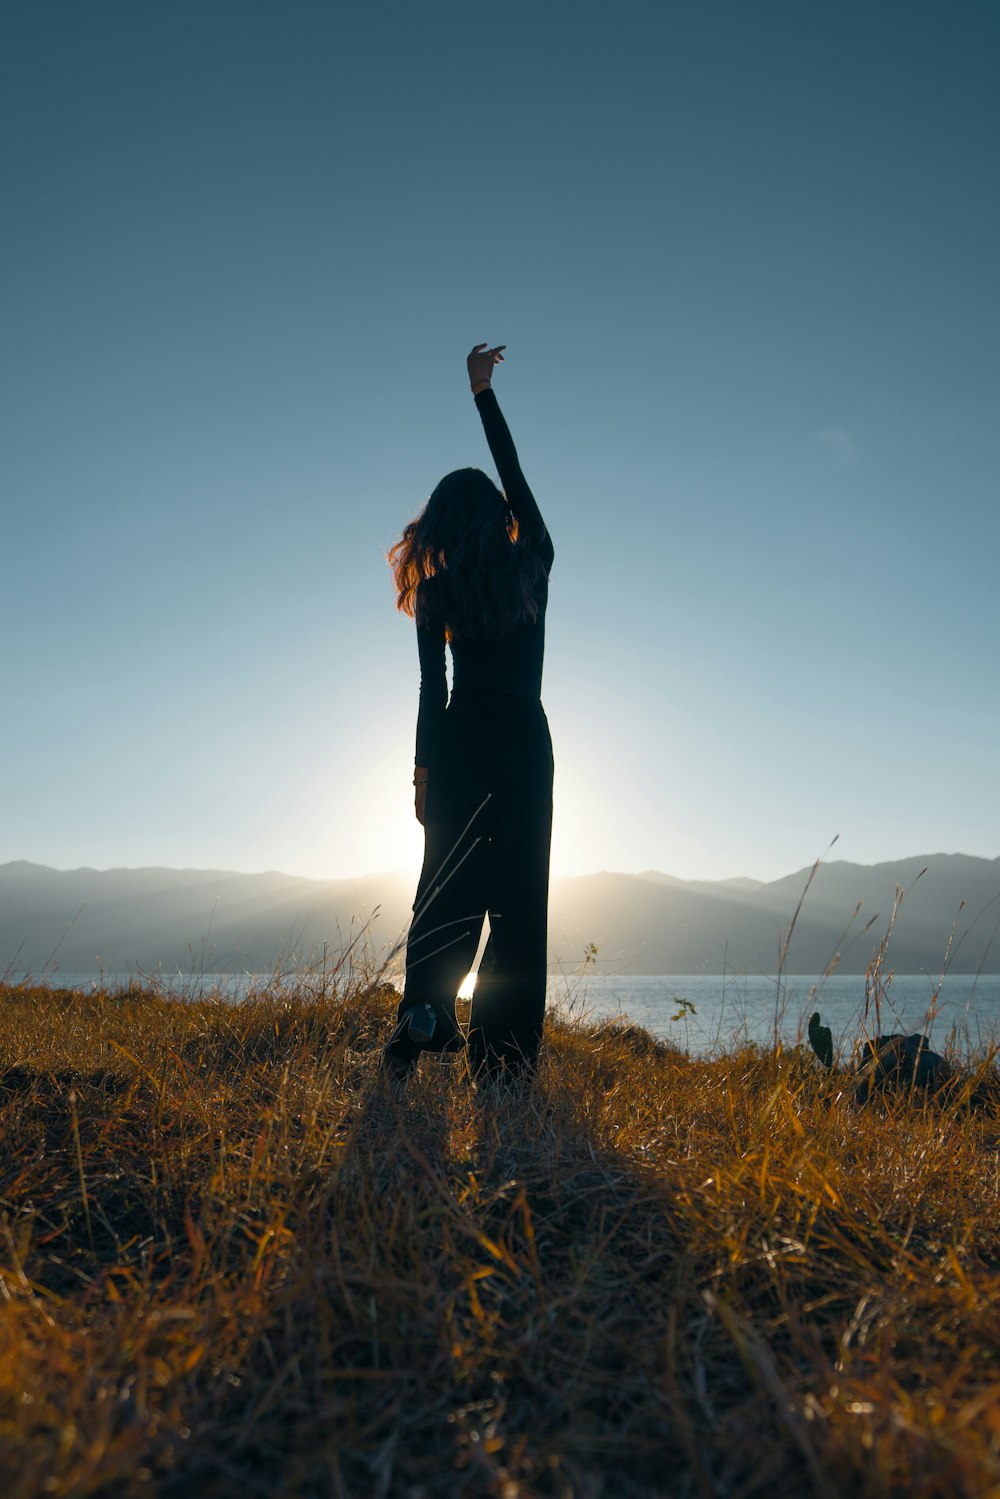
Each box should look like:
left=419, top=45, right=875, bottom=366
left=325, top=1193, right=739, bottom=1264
left=457, top=971, right=477, bottom=1000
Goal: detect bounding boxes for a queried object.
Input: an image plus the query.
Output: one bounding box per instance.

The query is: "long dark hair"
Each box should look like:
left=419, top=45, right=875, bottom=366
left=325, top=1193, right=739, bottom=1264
left=388, top=467, right=546, bottom=641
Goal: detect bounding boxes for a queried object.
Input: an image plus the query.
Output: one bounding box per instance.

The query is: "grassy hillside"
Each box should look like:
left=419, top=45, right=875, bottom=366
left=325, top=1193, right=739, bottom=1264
left=0, top=977, right=998, bottom=1496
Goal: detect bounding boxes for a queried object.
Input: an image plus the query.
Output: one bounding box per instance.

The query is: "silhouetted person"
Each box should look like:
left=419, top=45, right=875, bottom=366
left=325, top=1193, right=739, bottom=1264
left=383, top=344, right=554, bottom=1088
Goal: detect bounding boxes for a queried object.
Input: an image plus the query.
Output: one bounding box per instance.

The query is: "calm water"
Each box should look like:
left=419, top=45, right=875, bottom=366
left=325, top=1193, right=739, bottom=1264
left=16, top=969, right=1000, bottom=1056
left=546, top=971, right=1000, bottom=1055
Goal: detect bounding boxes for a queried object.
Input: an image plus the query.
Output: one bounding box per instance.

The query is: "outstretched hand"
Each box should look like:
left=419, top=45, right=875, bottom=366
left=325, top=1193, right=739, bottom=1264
left=468, top=343, right=505, bottom=391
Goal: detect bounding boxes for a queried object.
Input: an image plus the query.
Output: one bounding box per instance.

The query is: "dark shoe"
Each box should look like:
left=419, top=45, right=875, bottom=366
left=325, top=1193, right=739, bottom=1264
left=381, top=1002, right=449, bottom=1086
left=405, top=1003, right=437, bottom=1045
left=381, top=1008, right=423, bottom=1089
left=382, top=1005, right=465, bottom=1091
left=385, top=1003, right=438, bottom=1053
left=399, top=1002, right=465, bottom=1055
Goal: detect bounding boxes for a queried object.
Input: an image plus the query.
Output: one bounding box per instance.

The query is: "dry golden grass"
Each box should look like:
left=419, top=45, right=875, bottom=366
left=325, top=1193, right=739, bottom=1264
left=0, top=977, right=998, bottom=1497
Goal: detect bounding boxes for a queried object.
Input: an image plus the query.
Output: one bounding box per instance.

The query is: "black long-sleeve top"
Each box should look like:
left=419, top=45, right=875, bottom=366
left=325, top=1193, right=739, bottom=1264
left=414, top=388, right=553, bottom=766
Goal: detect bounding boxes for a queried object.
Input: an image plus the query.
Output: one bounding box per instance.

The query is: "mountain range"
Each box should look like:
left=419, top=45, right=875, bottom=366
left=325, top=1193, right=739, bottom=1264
left=2, top=854, right=998, bottom=978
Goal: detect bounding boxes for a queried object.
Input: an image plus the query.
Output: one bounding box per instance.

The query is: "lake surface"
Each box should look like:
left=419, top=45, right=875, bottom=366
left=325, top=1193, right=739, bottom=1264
left=16, top=969, right=1000, bottom=1057
left=545, top=971, right=1000, bottom=1056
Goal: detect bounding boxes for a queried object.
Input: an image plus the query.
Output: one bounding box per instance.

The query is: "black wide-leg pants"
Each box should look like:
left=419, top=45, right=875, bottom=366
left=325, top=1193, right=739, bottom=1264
left=398, top=693, right=553, bottom=1075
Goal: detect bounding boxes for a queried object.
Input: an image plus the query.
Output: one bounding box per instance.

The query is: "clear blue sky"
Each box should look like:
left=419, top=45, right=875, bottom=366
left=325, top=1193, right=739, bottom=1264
left=3, top=0, right=998, bottom=882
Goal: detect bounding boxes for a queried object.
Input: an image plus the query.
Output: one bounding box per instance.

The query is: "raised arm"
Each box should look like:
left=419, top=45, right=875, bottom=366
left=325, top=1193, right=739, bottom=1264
left=467, top=344, right=554, bottom=574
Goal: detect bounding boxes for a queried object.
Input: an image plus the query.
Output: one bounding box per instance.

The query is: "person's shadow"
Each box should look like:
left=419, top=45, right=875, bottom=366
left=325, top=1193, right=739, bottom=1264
left=324, top=1032, right=694, bottom=1495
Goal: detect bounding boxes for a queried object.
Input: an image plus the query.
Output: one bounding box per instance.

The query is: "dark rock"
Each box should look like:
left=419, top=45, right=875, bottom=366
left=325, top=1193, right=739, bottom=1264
left=593, top=1020, right=682, bottom=1062
left=853, top=1032, right=949, bottom=1105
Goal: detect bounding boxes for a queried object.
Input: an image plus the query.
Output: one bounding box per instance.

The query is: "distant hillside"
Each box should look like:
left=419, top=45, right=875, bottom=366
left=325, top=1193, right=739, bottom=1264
left=2, top=854, right=998, bottom=977
left=0, top=861, right=416, bottom=981
left=553, top=855, right=1000, bottom=975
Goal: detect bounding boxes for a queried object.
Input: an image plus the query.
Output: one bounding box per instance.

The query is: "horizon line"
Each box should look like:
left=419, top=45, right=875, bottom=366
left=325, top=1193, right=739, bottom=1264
left=2, top=849, right=997, bottom=887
